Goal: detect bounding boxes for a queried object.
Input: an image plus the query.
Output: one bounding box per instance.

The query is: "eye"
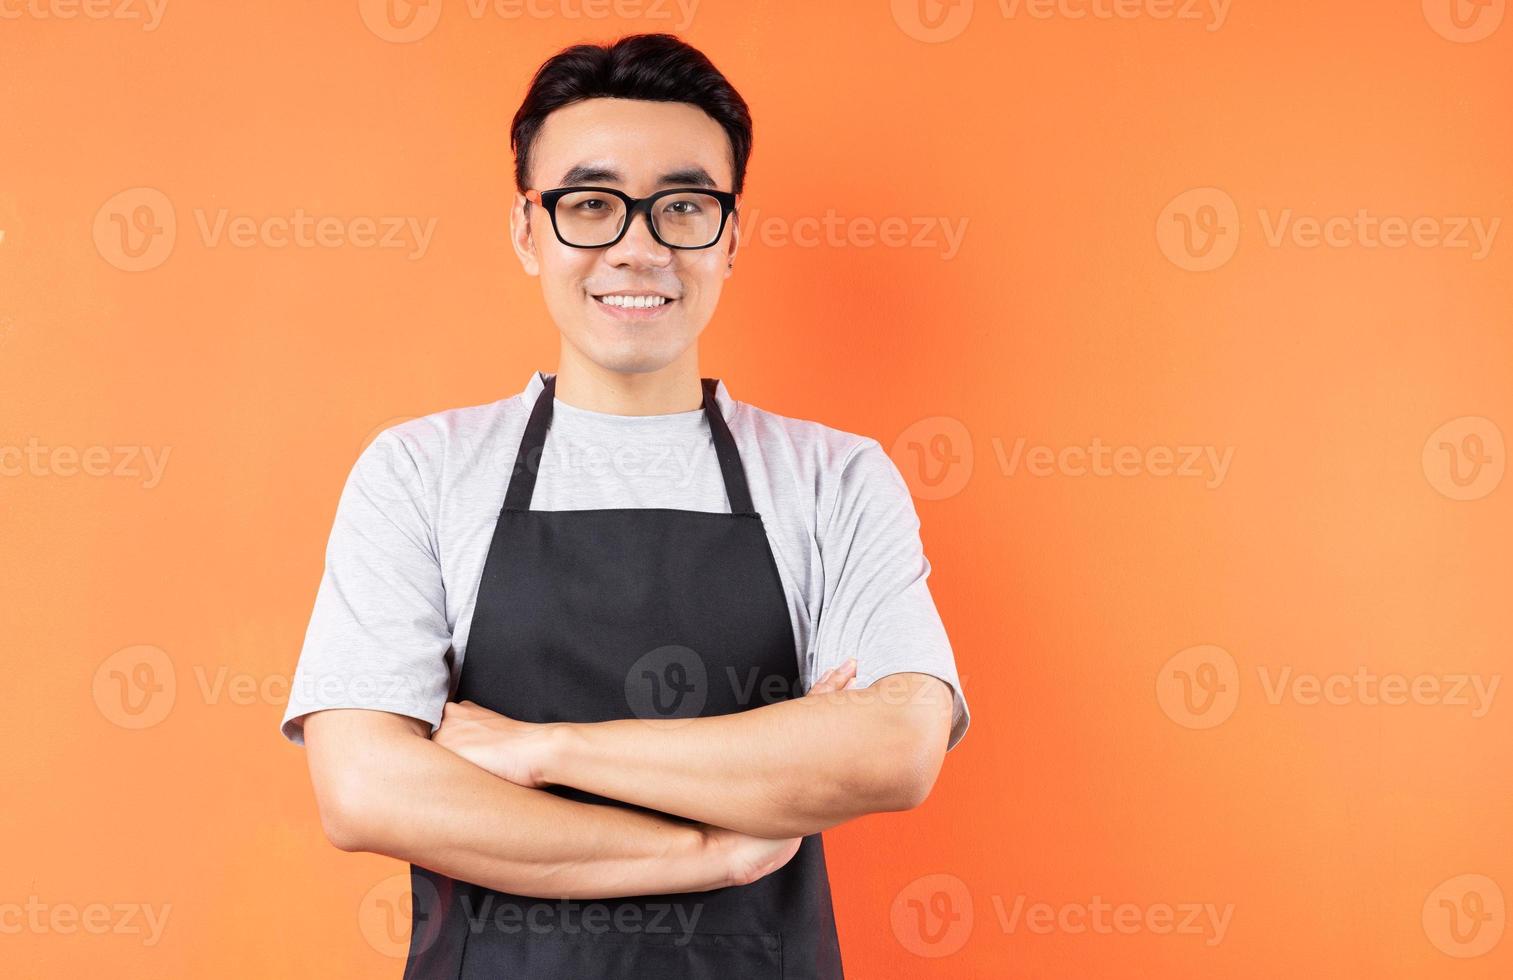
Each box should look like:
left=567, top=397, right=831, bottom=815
left=663, top=200, right=703, bottom=215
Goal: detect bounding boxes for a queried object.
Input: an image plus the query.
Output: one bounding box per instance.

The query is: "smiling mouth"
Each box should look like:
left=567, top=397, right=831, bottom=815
left=591, top=292, right=677, bottom=310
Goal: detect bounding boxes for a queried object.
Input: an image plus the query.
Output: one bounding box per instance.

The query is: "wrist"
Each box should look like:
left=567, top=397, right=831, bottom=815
left=533, top=721, right=578, bottom=787
left=693, top=824, right=738, bottom=890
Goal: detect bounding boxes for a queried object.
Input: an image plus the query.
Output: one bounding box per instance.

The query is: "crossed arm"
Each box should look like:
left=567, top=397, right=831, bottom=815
left=303, top=660, right=954, bottom=899
left=434, top=663, right=955, bottom=838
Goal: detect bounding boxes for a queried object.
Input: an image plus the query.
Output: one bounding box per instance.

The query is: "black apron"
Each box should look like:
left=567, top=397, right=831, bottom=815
left=403, top=372, right=845, bottom=979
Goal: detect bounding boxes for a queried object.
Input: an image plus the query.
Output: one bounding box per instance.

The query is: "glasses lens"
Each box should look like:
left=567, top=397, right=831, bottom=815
left=651, top=192, right=724, bottom=247
left=554, top=190, right=628, bottom=247
left=551, top=190, right=726, bottom=247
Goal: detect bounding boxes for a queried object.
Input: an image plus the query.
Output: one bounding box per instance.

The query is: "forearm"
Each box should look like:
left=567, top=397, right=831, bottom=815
left=539, top=674, right=950, bottom=838
left=306, top=709, right=726, bottom=899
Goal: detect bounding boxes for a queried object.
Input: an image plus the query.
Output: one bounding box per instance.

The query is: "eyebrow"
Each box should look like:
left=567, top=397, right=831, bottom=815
left=556, top=164, right=719, bottom=190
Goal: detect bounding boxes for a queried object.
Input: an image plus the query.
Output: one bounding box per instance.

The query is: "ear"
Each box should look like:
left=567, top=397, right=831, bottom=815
left=510, top=192, right=541, bottom=277
left=725, top=196, right=742, bottom=274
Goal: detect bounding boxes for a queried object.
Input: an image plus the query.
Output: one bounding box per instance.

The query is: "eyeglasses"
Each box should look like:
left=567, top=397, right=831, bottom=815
left=524, top=185, right=739, bottom=250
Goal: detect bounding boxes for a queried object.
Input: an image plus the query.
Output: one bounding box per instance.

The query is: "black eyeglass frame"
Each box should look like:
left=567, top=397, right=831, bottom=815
left=524, top=185, right=739, bottom=250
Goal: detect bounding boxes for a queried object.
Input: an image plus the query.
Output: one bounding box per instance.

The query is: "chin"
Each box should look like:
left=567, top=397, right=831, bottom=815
left=571, top=335, right=688, bottom=376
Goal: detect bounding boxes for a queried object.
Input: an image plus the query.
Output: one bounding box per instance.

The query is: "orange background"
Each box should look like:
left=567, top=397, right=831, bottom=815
left=3, top=1, right=1510, bottom=977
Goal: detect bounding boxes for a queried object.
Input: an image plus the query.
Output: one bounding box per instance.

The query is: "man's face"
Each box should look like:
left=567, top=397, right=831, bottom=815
left=512, top=97, right=739, bottom=375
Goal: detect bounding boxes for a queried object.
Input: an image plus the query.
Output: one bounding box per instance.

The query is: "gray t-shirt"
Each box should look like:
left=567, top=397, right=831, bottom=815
left=280, top=370, right=970, bottom=751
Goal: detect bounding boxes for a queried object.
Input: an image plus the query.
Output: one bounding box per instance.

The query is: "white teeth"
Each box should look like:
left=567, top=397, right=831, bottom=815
left=597, top=294, right=668, bottom=309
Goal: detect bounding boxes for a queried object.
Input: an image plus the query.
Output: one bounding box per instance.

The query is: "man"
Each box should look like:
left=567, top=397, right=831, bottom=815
left=280, top=32, right=970, bottom=979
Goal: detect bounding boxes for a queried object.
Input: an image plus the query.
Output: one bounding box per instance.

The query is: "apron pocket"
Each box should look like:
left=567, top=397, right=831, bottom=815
left=458, top=927, right=783, bottom=979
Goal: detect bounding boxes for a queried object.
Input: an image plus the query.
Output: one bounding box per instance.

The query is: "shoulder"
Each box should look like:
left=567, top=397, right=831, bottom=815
left=730, top=398, right=905, bottom=525
left=732, top=399, right=877, bottom=471
left=359, top=394, right=529, bottom=482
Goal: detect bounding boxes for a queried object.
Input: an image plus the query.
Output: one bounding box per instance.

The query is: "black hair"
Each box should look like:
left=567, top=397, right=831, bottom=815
left=510, top=33, right=753, bottom=205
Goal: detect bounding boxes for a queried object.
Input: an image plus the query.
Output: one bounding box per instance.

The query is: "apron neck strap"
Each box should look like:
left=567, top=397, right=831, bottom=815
left=504, top=373, right=756, bottom=515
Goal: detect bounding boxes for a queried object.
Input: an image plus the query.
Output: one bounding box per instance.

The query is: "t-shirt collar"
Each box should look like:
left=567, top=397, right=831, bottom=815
left=521, top=370, right=736, bottom=423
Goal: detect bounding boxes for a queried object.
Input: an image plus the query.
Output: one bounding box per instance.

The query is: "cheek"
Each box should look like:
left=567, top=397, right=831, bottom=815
left=676, top=256, right=729, bottom=298
left=539, top=253, right=597, bottom=299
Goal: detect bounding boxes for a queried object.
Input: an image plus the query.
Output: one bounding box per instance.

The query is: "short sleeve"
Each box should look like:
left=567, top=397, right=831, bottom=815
left=811, top=439, right=970, bottom=751
left=278, top=429, right=453, bottom=746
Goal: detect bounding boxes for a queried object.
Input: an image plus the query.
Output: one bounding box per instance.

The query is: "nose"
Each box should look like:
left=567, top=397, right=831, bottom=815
left=602, top=207, right=673, bottom=269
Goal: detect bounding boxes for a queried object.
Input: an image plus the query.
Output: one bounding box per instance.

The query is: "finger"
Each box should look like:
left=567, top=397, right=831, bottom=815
left=816, top=664, right=859, bottom=695
left=811, top=668, right=844, bottom=694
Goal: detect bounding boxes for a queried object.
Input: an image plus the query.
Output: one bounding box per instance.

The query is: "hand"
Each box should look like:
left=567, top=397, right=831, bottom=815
left=805, top=657, right=858, bottom=697
left=433, top=699, right=555, bottom=788
left=701, top=824, right=804, bottom=888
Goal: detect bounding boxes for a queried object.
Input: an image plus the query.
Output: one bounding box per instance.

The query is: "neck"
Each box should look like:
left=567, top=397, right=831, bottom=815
left=551, top=344, right=705, bottom=416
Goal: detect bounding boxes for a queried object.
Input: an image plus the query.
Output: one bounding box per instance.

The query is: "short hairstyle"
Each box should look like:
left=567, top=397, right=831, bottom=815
left=510, top=33, right=753, bottom=202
